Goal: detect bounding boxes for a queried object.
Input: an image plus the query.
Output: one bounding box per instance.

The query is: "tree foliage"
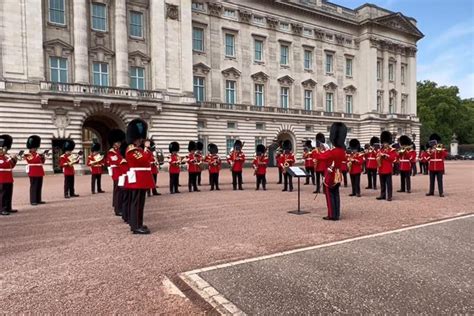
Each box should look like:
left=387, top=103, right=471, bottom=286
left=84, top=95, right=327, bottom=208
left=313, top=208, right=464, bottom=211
left=417, top=80, right=474, bottom=145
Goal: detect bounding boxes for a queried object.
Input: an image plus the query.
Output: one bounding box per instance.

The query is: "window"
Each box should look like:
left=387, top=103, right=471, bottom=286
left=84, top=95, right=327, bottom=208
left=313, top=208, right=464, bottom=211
left=303, top=28, right=313, bottom=37
left=255, top=84, right=264, bottom=107
left=224, top=8, right=236, bottom=18
left=280, top=22, right=290, bottom=31
left=401, top=96, right=406, bottom=114
left=50, top=57, right=68, bottom=83
left=92, top=62, right=109, bottom=86
left=325, top=53, right=333, bottom=74
left=225, top=33, right=235, bottom=57
left=129, top=11, right=143, bottom=38
left=325, top=34, right=333, bottom=40
left=130, top=67, right=145, bottom=90
left=345, top=58, right=353, bottom=77
left=280, top=45, right=289, bottom=65
left=377, top=59, right=382, bottom=80
left=49, top=0, right=65, bottom=25
left=377, top=95, right=382, bottom=112
left=254, top=39, right=263, bottom=62
left=226, top=137, right=235, bottom=154
left=305, top=125, right=313, bottom=132
left=280, top=87, right=289, bottom=109
left=389, top=63, right=395, bottom=81
left=192, top=2, right=205, bottom=11
left=91, top=3, right=107, bottom=31
left=193, top=76, right=205, bottom=102
left=389, top=96, right=394, bottom=113
left=254, top=16, right=264, bottom=24
left=193, top=27, right=204, bottom=51
left=326, top=92, right=334, bottom=112
left=304, top=50, right=313, bottom=70
left=227, top=121, right=237, bottom=129
left=225, top=80, right=236, bottom=104
left=345, top=95, right=353, bottom=113
left=401, top=64, right=406, bottom=84
left=197, top=120, right=206, bottom=129
left=255, top=137, right=264, bottom=150
left=304, top=90, right=313, bottom=111
left=256, top=123, right=265, bottom=130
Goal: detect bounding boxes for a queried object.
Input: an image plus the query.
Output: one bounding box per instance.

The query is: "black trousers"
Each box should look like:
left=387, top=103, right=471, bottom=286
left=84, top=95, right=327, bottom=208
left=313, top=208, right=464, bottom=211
left=324, top=184, right=341, bottom=219
left=256, top=174, right=267, bottom=189
left=342, top=171, right=348, bottom=187
left=210, top=173, right=220, bottom=190
left=412, top=163, right=417, bottom=176
left=428, top=171, right=444, bottom=195
left=350, top=173, right=361, bottom=195
left=305, top=167, right=315, bottom=185
left=283, top=172, right=293, bottom=191
left=0, top=182, right=13, bottom=211
left=170, top=173, right=180, bottom=193
left=64, top=175, right=75, bottom=197
left=379, top=174, right=393, bottom=199
left=315, top=171, right=324, bottom=193
left=188, top=172, right=199, bottom=192
left=400, top=171, right=411, bottom=192
left=128, top=189, right=146, bottom=230
left=91, top=174, right=102, bottom=193
left=232, top=171, right=243, bottom=190
left=393, top=163, right=400, bottom=175
left=197, top=172, right=202, bottom=186
left=421, top=163, right=428, bottom=175
left=121, top=189, right=130, bottom=223
left=278, top=168, right=283, bottom=184
left=113, top=181, right=123, bottom=215
left=29, top=177, right=43, bottom=204
left=367, top=169, right=377, bottom=189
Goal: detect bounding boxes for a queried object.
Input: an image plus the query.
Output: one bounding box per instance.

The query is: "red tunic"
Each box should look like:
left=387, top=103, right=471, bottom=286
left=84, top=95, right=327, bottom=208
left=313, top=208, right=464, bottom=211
left=303, top=151, right=314, bottom=169
left=168, top=154, right=181, bottom=174
left=145, top=149, right=159, bottom=175
left=252, top=155, right=269, bottom=175
left=279, top=153, right=295, bottom=169
left=348, top=153, right=364, bottom=175
left=124, top=145, right=155, bottom=190
left=365, top=150, right=378, bottom=170
left=398, top=151, right=412, bottom=172
left=313, top=149, right=327, bottom=173
left=187, top=152, right=201, bottom=173
left=59, top=153, right=77, bottom=176
left=316, top=148, right=346, bottom=187
left=227, top=151, right=246, bottom=172
left=205, top=154, right=221, bottom=174
left=377, top=148, right=397, bottom=175
left=25, top=152, right=45, bottom=177
left=419, top=151, right=429, bottom=163
left=106, top=148, right=124, bottom=181
left=276, top=152, right=283, bottom=171
left=340, top=154, right=348, bottom=172
left=428, top=149, right=448, bottom=172
left=0, top=154, right=16, bottom=183
left=87, top=154, right=104, bottom=175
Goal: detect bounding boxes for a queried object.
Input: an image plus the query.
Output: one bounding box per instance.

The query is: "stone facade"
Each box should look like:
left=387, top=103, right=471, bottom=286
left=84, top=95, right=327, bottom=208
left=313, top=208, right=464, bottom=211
left=0, top=0, right=422, bottom=172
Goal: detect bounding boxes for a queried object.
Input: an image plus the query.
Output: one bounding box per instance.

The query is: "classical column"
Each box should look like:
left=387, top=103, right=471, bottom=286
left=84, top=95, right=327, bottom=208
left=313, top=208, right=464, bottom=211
left=382, top=49, right=389, bottom=113
left=408, top=49, right=417, bottom=115
left=26, top=0, right=44, bottom=80
left=150, top=1, right=166, bottom=90
left=180, top=0, right=193, bottom=95
left=73, top=0, right=89, bottom=84
left=396, top=52, right=402, bottom=113
left=115, top=0, right=129, bottom=88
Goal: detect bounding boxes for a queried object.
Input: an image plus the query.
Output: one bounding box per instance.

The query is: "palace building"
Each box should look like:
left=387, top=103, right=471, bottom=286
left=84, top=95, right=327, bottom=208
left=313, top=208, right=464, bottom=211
left=0, top=0, right=423, bottom=172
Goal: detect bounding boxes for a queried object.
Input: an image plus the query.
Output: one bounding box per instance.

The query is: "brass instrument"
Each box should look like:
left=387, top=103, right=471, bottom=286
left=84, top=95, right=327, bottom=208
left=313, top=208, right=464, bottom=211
left=10, top=150, right=25, bottom=161
left=69, top=151, right=83, bottom=165
left=156, top=149, right=165, bottom=165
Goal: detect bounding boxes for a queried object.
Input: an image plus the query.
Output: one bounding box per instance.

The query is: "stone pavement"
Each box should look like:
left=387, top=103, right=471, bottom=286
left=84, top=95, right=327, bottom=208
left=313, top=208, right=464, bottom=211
left=1, top=161, right=473, bottom=314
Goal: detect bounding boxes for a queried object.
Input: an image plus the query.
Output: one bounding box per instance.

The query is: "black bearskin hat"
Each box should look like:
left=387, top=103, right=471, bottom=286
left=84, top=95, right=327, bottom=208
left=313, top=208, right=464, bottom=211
left=119, top=142, right=128, bottom=157
left=420, top=144, right=426, bottom=151
left=208, top=143, right=218, bottom=155
left=429, top=133, right=441, bottom=143
left=63, top=139, right=76, bottom=151
left=364, top=143, right=370, bottom=150
left=91, top=142, right=101, bottom=152
left=316, top=133, right=326, bottom=144
left=399, top=135, right=412, bottom=146
left=108, top=129, right=126, bottom=146
left=256, top=144, right=266, bottom=155
left=304, top=140, right=313, bottom=149
left=169, top=142, right=180, bottom=153
left=27, top=135, right=41, bottom=149
left=349, top=139, right=360, bottom=151
left=188, top=141, right=197, bottom=152
left=234, top=140, right=243, bottom=150
left=329, top=122, right=347, bottom=148
left=197, top=141, right=204, bottom=151
left=126, top=119, right=148, bottom=144
left=370, top=136, right=380, bottom=146
left=0, top=134, right=13, bottom=150
left=282, top=140, right=292, bottom=151
left=380, top=131, right=392, bottom=144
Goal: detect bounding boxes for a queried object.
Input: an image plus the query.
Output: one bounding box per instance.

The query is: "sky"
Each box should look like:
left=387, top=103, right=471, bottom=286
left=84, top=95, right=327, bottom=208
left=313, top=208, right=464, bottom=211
left=336, top=0, right=474, bottom=99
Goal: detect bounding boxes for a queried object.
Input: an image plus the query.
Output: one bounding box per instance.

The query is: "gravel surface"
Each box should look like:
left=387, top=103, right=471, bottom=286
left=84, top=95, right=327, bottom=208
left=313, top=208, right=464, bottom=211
left=1, top=161, right=473, bottom=314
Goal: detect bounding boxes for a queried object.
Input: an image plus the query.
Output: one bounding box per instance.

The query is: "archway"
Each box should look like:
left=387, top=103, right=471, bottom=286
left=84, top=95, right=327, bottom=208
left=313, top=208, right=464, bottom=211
left=82, top=114, right=124, bottom=157
left=268, top=130, right=297, bottom=167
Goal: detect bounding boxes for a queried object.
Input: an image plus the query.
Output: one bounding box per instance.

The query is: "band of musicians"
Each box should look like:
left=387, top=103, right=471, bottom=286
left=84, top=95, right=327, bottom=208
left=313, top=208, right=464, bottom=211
left=0, top=120, right=450, bottom=230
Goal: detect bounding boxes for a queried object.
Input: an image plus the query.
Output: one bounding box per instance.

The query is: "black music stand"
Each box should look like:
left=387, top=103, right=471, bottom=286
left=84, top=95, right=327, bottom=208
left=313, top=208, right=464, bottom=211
left=287, top=167, right=310, bottom=215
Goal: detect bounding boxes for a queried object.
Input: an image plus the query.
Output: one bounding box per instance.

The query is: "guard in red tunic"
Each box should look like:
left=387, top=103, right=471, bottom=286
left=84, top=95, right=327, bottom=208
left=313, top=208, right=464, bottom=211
left=365, top=137, right=379, bottom=190
left=312, top=133, right=327, bottom=194
left=275, top=141, right=283, bottom=184
left=124, top=119, right=154, bottom=234
left=340, top=150, right=349, bottom=187
left=280, top=140, right=295, bottom=192
left=118, top=142, right=130, bottom=223
left=0, top=135, right=18, bottom=215
left=24, top=135, right=46, bottom=206
left=376, top=131, right=397, bottom=201
left=196, top=141, right=204, bottom=186
left=426, top=133, right=448, bottom=197
left=205, top=143, right=221, bottom=191
left=397, top=135, right=414, bottom=193
left=59, top=139, right=80, bottom=199
left=106, top=129, right=126, bottom=216
left=419, top=144, right=429, bottom=175
left=303, top=140, right=315, bottom=186
left=252, top=144, right=269, bottom=191
left=227, top=140, right=245, bottom=190
left=186, top=141, right=200, bottom=192
left=348, top=139, right=364, bottom=197
left=168, top=142, right=182, bottom=194
left=144, top=139, right=161, bottom=197
left=87, top=142, right=105, bottom=194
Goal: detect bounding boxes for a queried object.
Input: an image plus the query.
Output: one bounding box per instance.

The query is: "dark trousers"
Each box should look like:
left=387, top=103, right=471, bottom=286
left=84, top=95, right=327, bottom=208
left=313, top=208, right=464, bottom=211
left=256, top=174, right=267, bottom=189
left=393, top=163, right=400, bottom=175
left=232, top=171, right=243, bottom=190
left=170, top=173, right=180, bottom=193
left=188, top=172, right=199, bottom=192
left=91, top=174, right=102, bottom=193
left=428, top=171, right=444, bottom=195
left=278, top=168, right=283, bottom=184
left=342, top=171, right=348, bottom=187
left=400, top=171, right=411, bottom=192
left=350, top=173, right=361, bottom=195
left=379, top=174, right=393, bottom=200
left=64, top=175, right=75, bottom=197
left=0, top=183, right=13, bottom=211
left=121, top=189, right=130, bottom=223
left=113, top=181, right=122, bottom=215
left=315, top=171, right=324, bottom=193
left=197, top=172, right=202, bottom=186
left=128, top=189, right=146, bottom=230
left=210, top=173, right=220, bottom=190
left=324, top=184, right=341, bottom=219
left=412, top=163, right=417, bottom=176
left=367, top=169, right=377, bottom=189
left=283, top=172, right=293, bottom=191
left=421, top=162, right=428, bottom=175
left=29, top=177, right=43, bottom=204
left=305, top=167, right=315, bottom=185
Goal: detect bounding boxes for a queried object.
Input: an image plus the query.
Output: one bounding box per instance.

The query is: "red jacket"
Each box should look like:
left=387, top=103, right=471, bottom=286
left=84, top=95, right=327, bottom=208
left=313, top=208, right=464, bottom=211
left=168, top=154, right=181, bottom=174
left=187, top=152, right=201, bottom=173
left=398, top=151, right=414, bottom=172
left=60, top=153, right=78, bottom=176
left=124, top=145, right=155, bottom=190
left=303, top=151, right=314, bottom=168
left=340, top=154, right=348, bottom=172
left=419, top=151, right=429, bottom=163
left=365, top=150, right=378, bottom=170
left=377, top=148, right=397, bottom=174
left=195, top=151, right=203, bottom=172
left=106, top=148, right=124, bottom=181
left=0, top=154, right=16, bottom=183
left=428, top=149, right=448, bottom=172
left=252, top=155, right=269, bottom=175
left=312, top=149, right=327, bottom=172
left=144, top=149, right=159, bottom=175
left=25, top=152, right=45, bottom=177
left=205, top=154, right=221, bottom=174
left=279, top=153, right=295, bottom=169
left=276, top=152, right=283, bottom=171
left=227, top=151, right=246, bottom=172
left=87, top=153, right=104, bottom=175
left=316, top=147, right=346, bottom=187
left=348, top=153, right=364, bottom=175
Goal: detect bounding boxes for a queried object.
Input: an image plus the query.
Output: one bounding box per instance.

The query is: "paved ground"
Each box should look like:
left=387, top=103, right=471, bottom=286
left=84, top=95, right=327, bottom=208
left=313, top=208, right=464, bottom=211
left=193, top=215, right=473, bottom=314
left=1, top=161, right=473, bottom=314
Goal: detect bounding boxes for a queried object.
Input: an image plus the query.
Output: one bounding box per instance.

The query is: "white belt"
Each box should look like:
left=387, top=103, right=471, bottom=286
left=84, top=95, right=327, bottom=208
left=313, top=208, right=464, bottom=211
left=0, top=168, right=12, bottom=171
left=129, top=167, right=151, bottom=171
left=109, top=165, right=118, bottom=168
left=430, top=159, right=442, bottom=162
left=28, top=164, right=43, bottom=166
left=399, top=160, right=410, bottom=162
left=367, top=158, right=376, bottom=160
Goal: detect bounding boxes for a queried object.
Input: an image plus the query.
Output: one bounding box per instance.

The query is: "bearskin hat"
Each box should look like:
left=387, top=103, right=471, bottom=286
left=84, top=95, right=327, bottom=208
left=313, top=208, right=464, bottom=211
left=208, top=143, right=218, bottom=155
left=282, top=139, right=292, bottom=151
left=256, top=144, right=266, bottom=155
left=420, top=144, right=425, bottom=151
left=316, top=133, right=326, bottom=144
left=196, top=141, right=204, bottom=151
left=380, top=131, right=392, bottom=144
left=0, top=134, right=13, bottom=150
left=304, top=139, right=313, bottom=149
left=429, top=133, right=441, bottom=143
left=169, top=141, right=180, bottom=153
left=188, top=141, right=197, bottom=152
left=108, top=129, right=126, bottom=147
left=234, top=140, right=243, bottom=150
left=349, top=139, right=360, bottom=151
left=399, top=135, right=412, bottom=147
left=63, top=139, right=76, bottom=151
left=27, top=135, right=41, bottom=149
left=329, top=122, right=347, bottom=148
left=91, top=142, right=101, bottom=152
left=364, top=143, right=370, bottom=150
left=119, top=142, right=128, bottom=157
left=126, top=119, right=148, bottom=144
left=370, top=136, right=380, bottom=146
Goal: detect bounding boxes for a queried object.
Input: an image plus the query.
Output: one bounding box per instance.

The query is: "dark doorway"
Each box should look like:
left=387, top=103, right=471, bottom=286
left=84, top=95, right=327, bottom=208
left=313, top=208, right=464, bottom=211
left=52, top=139, right=67, bottom=173
left=268, top=131, right=296, bottom=167
left=82, top=114, right=123, bottom=159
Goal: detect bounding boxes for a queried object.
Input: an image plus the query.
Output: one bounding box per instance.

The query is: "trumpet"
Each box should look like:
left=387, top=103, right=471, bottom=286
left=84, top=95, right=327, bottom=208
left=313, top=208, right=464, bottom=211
left=9, top=150, right=25, bottom=161
left=69, top=151, right=83, bottom=165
